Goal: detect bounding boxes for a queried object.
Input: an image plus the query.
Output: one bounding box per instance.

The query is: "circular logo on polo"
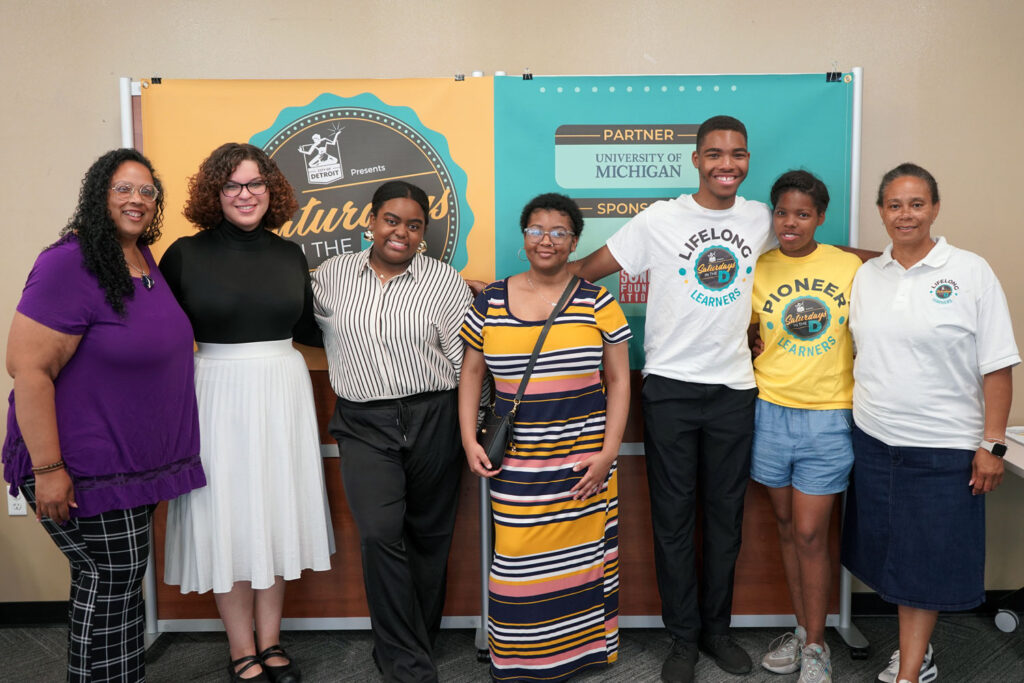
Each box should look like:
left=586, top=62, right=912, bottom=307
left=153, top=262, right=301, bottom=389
left=694, top=246, right=738, bottom=291
left=782, top=296, right=829, bottom=341
left=252, top=95, right=470, bottom=270
left=934, top=283, right=953, bottom=300
left=928, top=279, right=959, bottom=304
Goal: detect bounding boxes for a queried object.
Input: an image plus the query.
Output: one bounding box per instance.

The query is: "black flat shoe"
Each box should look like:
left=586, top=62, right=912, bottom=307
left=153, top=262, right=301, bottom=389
left=228, top=654, right=270, bottom=682
left=258, top=644, right=301, bottom=683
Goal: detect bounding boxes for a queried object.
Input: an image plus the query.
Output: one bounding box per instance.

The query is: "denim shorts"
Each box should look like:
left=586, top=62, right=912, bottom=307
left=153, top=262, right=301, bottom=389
left=750, top=399, right=854, bottom=495
left=840, top=426, right=985, bottom=611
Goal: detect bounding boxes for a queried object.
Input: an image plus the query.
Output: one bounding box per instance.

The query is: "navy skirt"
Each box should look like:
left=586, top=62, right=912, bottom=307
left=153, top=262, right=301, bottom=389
left=841, top=426, right=985, bottom=611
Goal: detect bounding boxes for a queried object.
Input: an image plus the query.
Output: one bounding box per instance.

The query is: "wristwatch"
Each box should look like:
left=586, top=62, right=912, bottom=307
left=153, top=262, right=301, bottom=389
left=980, top=439, right=1007, bottom=457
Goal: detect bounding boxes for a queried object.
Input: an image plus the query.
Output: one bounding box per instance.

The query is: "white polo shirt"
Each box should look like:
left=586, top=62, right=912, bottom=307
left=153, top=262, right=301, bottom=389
left=850, top=237, right=1019, bottom=449
left=607, top=193, right=773, bottom=389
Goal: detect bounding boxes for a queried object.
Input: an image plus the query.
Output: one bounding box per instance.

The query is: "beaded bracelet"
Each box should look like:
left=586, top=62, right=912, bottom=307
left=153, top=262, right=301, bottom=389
left=31, top=459, right=65, bottom=474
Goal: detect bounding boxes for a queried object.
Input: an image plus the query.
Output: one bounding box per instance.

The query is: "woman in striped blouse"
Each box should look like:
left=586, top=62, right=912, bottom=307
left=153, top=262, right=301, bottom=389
left=311, top=180, right=472, bottom=683
left=459, top=193, right=632, bottom=682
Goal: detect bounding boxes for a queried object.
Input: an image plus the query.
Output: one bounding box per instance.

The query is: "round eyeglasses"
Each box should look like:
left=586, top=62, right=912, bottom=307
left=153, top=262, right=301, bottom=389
left=523, top=227, right=575, bottom=243
left=110, top=182, right=159, bottom=202
left=222, top=180, right=268, bottom=197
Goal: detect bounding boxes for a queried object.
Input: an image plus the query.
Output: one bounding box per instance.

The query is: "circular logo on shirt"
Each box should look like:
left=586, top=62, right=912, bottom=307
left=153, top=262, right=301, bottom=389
left=694, top=246, right=738, bottom=291
left=929, top=280, right=958, bottom=307
left=782, top=296, right=830, bottom=341
left=929, top=279, right=959, bottom=305
left=251, top=93, right=471, bottom=270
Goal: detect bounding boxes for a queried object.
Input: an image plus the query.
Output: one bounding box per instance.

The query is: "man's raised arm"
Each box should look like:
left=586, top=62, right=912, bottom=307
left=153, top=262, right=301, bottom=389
left=569, top=244, right=623, bottom=282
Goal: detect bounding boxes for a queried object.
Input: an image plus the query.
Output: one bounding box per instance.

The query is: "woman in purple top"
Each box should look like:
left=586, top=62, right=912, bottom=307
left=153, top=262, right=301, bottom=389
left=3, top=148, right=205, bottom=682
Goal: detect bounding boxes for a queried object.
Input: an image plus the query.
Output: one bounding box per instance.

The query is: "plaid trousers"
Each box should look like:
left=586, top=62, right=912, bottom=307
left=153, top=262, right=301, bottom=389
left=22, top=480, right=154, bottom=682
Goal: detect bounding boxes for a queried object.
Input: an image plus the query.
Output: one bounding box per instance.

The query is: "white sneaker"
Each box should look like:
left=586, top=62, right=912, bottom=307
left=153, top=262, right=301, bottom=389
left=762, top=625, right=806, bottom=674
left=877, top=643, right=937, bottom=683
left=799, top=643, right=831, bottom=683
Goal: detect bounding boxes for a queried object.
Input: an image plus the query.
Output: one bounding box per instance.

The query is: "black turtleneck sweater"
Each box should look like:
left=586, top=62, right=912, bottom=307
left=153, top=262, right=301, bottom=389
left=159, top=221, right=322, bottom=346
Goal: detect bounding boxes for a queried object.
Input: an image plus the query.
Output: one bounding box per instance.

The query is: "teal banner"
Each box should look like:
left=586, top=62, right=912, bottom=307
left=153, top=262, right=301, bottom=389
left=494, top=74, right=855, bottom=367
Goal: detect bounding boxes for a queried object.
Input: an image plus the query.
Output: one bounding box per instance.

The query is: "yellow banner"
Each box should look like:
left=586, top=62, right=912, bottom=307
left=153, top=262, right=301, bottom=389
left=141, top=78, right=494, bottom=279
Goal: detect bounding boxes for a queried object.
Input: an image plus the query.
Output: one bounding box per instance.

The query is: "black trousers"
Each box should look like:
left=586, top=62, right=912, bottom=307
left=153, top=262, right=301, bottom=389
left=641, top=374, right=757, bottom=643
left=329, top=389, right=462, bottom=683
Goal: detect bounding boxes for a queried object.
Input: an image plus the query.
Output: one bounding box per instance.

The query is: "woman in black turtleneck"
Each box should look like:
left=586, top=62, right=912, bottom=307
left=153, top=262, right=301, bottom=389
left=161, top=143, right=333, bottom=683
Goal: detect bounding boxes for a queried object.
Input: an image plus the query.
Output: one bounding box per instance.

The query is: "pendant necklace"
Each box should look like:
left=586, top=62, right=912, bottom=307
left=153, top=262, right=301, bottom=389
left=526, top=273, right=568, bottom=307
left=369, top=255, right=406, bottom=285
left=126, top=258, right=154, bottom=290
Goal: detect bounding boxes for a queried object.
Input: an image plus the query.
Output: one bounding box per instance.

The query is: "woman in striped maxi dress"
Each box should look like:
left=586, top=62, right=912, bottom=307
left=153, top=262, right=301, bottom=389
left=459, top=193, right=632, bottom=682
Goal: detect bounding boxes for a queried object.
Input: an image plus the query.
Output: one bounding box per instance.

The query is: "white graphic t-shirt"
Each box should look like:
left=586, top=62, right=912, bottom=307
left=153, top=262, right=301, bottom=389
left=607, top=194, right=773, bottom=389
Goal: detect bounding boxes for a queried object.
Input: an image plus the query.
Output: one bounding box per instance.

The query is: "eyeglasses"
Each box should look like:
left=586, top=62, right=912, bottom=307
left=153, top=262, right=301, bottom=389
left=222, top=180, right=268, bottom=197
left=110, top=182, right=159, bottom=202
left=523, top=227, right=575, bottom=243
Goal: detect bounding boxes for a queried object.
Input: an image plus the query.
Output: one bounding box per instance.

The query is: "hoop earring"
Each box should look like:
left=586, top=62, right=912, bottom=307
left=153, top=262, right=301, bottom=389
left=417, top=240, right=428, bottom=254
left=517, top=248, right=528, bottom=262
left=363, top=229, right=373, bottom=241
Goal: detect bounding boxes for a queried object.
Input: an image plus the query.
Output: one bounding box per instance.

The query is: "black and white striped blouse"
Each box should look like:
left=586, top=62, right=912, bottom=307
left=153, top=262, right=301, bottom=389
left=312, top=249, right=472, bottom=402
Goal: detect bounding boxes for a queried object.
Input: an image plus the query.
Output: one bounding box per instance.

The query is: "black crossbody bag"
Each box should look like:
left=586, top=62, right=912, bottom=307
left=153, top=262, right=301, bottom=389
left=476, top=276, right=579, bottom=468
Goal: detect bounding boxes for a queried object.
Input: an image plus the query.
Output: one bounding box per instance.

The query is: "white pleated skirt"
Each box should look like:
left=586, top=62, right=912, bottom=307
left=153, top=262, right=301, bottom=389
left=164, top=340, right=335, bottom=594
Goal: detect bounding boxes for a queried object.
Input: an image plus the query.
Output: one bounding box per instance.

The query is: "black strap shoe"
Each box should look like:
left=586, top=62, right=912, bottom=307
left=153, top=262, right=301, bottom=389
left=228, top=654, right=270, bottom=682
left=258, top=644, right=301, bottom=683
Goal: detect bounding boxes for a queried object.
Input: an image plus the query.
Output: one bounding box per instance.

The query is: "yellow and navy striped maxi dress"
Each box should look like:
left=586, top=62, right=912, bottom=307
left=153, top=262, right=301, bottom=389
left=461, top=278, right=632, bottom=682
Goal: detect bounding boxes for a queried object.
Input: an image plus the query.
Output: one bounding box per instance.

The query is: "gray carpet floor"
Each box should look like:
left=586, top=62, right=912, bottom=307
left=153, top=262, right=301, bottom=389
left=4, top=616, right=1023, bottom=681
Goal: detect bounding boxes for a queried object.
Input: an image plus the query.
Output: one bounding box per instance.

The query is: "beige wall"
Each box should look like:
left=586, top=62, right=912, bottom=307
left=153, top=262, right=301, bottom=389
left=2, top=0, right=1023, bottom=602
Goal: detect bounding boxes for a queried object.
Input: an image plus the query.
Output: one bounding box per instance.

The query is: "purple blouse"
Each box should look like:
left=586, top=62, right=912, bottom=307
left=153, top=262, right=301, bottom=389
left=2, top=236, right=205, bottom=517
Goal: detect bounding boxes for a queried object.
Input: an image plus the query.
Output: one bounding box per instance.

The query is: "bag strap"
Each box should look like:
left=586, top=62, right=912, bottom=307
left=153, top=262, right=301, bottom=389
left=508, top=276, right=579, bottom=415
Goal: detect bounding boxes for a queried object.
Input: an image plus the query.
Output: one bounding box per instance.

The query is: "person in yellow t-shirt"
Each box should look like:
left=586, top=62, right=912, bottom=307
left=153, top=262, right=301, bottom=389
left=750, top=170, right=862, bottom=683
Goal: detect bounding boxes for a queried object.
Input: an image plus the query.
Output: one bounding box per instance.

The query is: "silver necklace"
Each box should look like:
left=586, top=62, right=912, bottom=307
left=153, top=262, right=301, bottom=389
left=370, top=258, right=408, bottom=284
left=126, top=258, right=154, bottom=290
left=372, top=266, right=397, bottom=284
left=526, top=273, right=569, bottom=307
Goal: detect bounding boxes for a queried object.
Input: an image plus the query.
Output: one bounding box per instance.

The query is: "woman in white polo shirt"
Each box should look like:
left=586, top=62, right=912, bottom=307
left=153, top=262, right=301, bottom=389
left=842, top=163, right=1019, bottom=683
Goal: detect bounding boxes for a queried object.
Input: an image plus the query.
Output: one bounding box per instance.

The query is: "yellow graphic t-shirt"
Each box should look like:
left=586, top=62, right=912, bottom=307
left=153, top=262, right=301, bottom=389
left=751, top=244, right=862, bottom=409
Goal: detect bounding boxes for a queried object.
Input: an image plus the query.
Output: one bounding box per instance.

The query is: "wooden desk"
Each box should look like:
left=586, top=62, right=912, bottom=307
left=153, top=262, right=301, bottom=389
left=151, top=371, right=841, bottom=630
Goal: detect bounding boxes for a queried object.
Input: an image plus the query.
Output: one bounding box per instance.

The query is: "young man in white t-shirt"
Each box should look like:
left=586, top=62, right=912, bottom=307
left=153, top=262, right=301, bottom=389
left=574, top=115, right=775, bottom=683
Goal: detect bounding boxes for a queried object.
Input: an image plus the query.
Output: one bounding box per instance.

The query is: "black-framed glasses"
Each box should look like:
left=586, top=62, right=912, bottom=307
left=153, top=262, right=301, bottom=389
left=110, top=182, right=159, bottom=202
left=222, top=179, right=268, bottom=197
left=523, top=227, right=575, bottom=243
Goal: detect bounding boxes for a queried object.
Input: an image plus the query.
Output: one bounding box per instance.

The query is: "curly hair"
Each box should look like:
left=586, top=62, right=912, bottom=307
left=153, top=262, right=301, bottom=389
left=519, top=193, right=584, bottom=236
left=770, top=170, right=830, bottom=214
left=183, top=143, right=298, bottom=230
left=57, top=148, right=165, bottom=315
